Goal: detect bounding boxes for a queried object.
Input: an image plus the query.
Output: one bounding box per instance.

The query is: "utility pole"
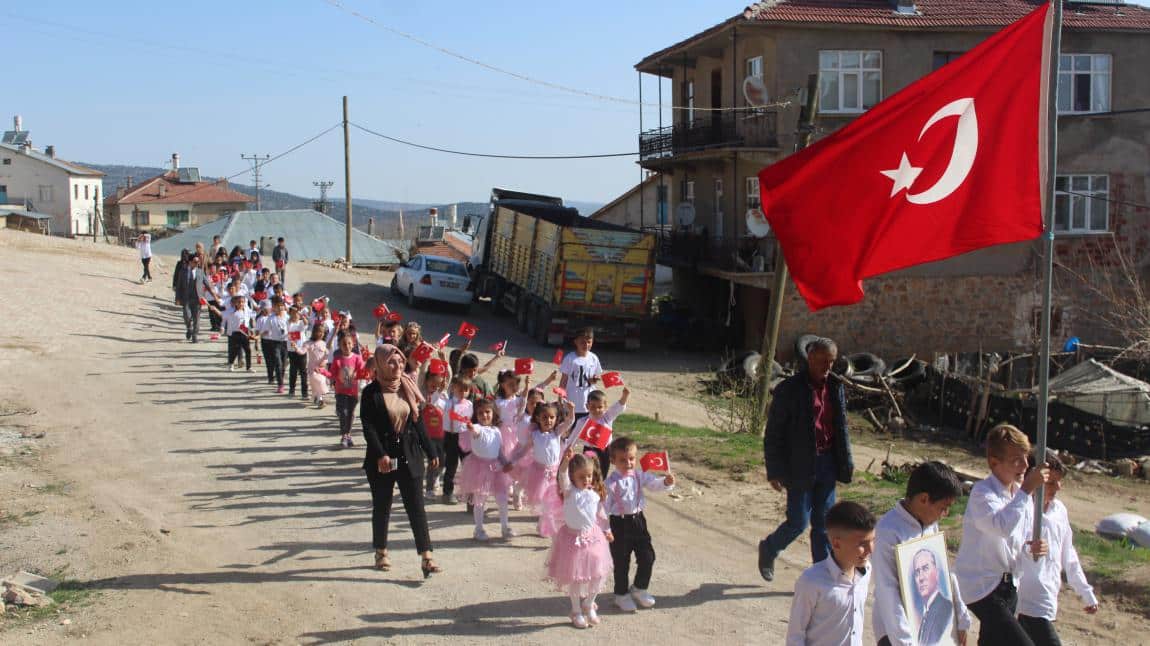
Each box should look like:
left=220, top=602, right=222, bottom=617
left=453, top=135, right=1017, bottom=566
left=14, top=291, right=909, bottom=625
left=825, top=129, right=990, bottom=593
left=312, top=180, right=334, bottom=214
left=241, top=153, right=271, bottom=211
left=758, top=73, right=820, bottom=424
left=342, top=96, right=353, bottom=265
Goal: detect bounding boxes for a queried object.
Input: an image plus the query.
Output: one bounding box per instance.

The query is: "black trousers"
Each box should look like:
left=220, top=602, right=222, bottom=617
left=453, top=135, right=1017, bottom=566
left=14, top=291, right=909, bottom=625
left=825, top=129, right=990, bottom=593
left=265, top=339, right=287, bottom=387
left=207, top=300, right=222, bottom=331
left=366, top=466, right=432, bottom=554
left=335, top=394, right=358, bottom=435
left=609, top=512, right=656, bottom=596
left=260, top=339, right=274, bottom=382
left=227, top=332, right=251, bottom=369
left=967, top=579, right=1035, bottom=646
left=1018, top=615, right=1061, bottom=646
left=288, top=351, right=308, bottom=396
left=141, top=257, right=152, bottom=280
left=443, top=432, right=469, bottom=497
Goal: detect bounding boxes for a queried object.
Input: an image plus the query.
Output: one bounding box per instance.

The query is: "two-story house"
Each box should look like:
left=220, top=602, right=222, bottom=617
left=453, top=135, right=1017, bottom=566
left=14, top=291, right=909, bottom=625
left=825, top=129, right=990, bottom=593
left=104, top=154, right=253, bottom=233
left=636, top=0, right=1150, bottom=359
left=0, top=116, right=105, bottom=237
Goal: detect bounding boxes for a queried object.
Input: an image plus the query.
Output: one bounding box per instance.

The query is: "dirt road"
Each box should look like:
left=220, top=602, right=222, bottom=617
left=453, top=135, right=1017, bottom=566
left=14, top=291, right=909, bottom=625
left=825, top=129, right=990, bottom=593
left=0, top=230, right=1140, bottom=644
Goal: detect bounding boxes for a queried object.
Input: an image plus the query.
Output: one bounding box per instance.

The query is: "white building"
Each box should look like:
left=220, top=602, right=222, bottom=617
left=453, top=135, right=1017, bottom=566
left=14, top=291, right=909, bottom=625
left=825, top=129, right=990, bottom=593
left=0, top=116, right=104, bottom=237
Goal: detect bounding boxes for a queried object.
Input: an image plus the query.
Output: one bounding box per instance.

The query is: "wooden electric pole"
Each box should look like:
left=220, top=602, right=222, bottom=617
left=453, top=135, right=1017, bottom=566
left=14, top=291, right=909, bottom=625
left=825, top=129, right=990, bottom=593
left=758, top=74, right=820, bottom=423
left=343, top=96, right=353, bottom=265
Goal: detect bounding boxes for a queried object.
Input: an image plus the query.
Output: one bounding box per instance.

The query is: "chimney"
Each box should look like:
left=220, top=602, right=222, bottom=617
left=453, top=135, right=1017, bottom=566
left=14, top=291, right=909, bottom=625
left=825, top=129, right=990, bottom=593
left=158, top=183, right=167, bottom=198
left=367, top=217, right=375, bottom=236
left=13, top=115, right=21, bottom=132
left=429, top=207, right=438, bottom=228
left=171, top=153, right=180, bottom=172
left=449, top=203, right=458, bottom=229
left=45, top=145, right=55, bottom=158
left=116, top=185, right=125, bottom=200
left=126, top=175, right=134, bottom=188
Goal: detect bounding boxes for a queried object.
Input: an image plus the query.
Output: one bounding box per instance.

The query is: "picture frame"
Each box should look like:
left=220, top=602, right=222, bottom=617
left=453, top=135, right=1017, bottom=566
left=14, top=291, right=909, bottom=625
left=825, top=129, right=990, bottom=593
left=894, top=532, right=959, bottom=646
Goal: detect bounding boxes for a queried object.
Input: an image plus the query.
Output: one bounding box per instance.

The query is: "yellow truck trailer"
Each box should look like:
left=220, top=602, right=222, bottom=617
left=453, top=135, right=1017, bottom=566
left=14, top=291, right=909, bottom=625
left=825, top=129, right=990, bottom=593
left=470, top=188, right=656, bottom=349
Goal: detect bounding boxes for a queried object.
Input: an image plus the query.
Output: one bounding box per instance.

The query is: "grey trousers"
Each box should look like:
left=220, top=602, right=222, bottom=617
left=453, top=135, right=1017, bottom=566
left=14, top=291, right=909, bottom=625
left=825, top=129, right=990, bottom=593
left=181, top=301, right=201, bottom=341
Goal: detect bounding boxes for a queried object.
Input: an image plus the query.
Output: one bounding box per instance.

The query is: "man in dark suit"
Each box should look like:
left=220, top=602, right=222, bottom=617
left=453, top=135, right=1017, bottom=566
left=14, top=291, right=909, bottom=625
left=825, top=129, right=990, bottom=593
left=174, top=255, right=212, bottom=343
left=913, top=548, right=955, bottom=645
left=758, top=337, right=854, bottom=581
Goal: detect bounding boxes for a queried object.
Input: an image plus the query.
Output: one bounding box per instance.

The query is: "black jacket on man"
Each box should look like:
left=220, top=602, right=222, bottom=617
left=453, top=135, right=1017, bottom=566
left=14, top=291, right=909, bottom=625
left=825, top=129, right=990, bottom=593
left=359, top=381, right=436, bottom=478
left=763, top=372, right=854, bottom=489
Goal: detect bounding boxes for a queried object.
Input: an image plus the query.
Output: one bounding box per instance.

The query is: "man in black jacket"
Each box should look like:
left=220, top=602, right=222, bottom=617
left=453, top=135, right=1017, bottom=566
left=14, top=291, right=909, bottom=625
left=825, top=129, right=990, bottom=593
left=758, top=337, right=854, bottom=581
left=174, top=255, right=214, bottom=343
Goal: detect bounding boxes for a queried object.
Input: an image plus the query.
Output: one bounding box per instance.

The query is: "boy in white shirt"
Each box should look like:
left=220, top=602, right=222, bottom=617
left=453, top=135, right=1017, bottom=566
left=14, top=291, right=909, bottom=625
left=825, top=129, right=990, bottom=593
left=579, top=386, right=629, bottom=476
left=1017, top=450, right=1098, bottom=646
left=954, top=424, right=1049, bottom=646
left=873, top=461, right=972, bottom=646
left=558, top=327, right=602, bottom=419
left=786, top=501, right=875, bottom=646
left=604, top=436, right=674, bottom=613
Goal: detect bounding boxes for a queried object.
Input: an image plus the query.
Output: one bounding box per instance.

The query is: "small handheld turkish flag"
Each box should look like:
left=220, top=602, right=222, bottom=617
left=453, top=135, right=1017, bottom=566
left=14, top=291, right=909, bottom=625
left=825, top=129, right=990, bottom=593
left=253, top=291, right=268, bottom=302
left=514, top=357, right=534, bottom=375
left=239, top=324, right=250, bottom=335
left=275, top=259, right=285, bottom=269
left=428, top=358, right=448, bottom=376
left=490, top=340, right=506, bottom=352
left=210, top=333, right=220, bottom=341
left=423, top=405, right=445, bottom=440
left=552, top=387, right=567, bottom=399
left=361, top=348, right=373, bottom=362
left=437, top=333, right=451, bottom=349
left=199, top=297, right=207, bottom=306
left=449, top=408, right=471, bottom=424
left=372, top=303, right=389, bottom=319
left=579, top=419, right=612, bottom=450
left=385, top=311, right=403, bottom=322
left=552, top=349, right=564, bottom=365
left=458, top=321, right=478, bottom=339
left=640, top=451, right=671, bottom=473
left=311, top=299, right=326, bottom=313
left=410, top=343, right=434, bottom=364
left=601, top=372, right=624, bottom=388
left=355, top=366, right=373, bottom=381
left=289, top=330, right=302, bottom=341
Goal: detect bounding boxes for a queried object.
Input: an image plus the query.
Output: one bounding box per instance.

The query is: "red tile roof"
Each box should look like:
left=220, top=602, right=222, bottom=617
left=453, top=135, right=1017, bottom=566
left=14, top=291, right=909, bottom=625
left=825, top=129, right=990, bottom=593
left=105, top=172, right=253, bottom=207
left=415, top=240, right=470, bottom=262
left=742, top=0, right=1150, bottom=30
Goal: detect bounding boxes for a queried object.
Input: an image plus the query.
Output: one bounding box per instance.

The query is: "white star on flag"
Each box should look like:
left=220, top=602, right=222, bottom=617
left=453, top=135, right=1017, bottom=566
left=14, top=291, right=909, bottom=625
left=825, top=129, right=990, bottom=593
left=880, top=153, right=924, bottom=198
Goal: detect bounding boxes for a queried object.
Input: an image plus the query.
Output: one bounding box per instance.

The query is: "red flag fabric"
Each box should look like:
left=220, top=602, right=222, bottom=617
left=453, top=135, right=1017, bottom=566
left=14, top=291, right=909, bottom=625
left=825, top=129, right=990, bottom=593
left=640, top=451, right=671, bottom=473
left=198, top=297, right=207, bottom=306
left=210, top=333, right=220, bottom=341
left=275, top=259, right=285, bottom=269
left=552, top=387, right=567, bottom=399
left=449, top=408, right=471, bottom=424
left=289, top=331, right=302, bottom=341
left=437, top=333, right=451, bottom=349
left=316, top=367, right=331, bottom=379
left=361, top=348, right=373, bottom=362
left=514, top=357, right=534, bottom=375
left=601, top=372, right=624, bottom=388
left=410, top=343, right=434, bottom=364
left=428, top=358, right=448, bottom=376
left=758, top=4, right=1049, bottom=311
left=579, top=419, right=612, bottom=450
left=458, top=321, right=478, bottom=339
left=423, top=405, right=445, bottom=439
left=385, top=311, right=403, bottom=322
left=253, top=291, right=268, bottom=302
left=372, top=303, right=389, bottom=319
left=490, top=340, right=506, bottom=352
left=355, top=366, right=373, bottom=381
left=552, top=348, right=565, bottom=365
left=311, top=299, right=326, bottom=313
left=239, top=324, right=250, bottom=335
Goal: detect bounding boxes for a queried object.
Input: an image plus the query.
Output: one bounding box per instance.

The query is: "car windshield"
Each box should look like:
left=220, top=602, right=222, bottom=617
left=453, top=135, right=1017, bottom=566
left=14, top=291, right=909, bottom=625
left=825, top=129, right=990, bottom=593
left=425, top=259, right=468, bottom=277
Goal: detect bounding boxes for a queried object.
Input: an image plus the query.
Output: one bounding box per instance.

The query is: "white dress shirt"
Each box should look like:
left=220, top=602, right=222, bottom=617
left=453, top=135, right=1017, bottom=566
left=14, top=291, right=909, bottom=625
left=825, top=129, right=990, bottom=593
left=259, top=313, right=289, bottom=342
left=786, top=556, right=870, bottom=646
left=222, top=308, right=254, bottom=335
left=1017, top=499, right=1097, bottom=620
left=873, top=502, right=972, bottom=645
left=603, top=468, right=672, bottom=516
left=954, top=476, right=1034, bottom=604
left=287, top=319, right=309, bottom=353
left=468, top=424, right=503, bottom=460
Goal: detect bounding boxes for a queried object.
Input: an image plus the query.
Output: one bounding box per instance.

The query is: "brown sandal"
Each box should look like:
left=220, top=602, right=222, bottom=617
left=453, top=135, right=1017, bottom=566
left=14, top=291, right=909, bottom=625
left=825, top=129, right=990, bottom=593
left=374, top=549, right=391, bottom=571
left=421, top=556, right=442, bottom=579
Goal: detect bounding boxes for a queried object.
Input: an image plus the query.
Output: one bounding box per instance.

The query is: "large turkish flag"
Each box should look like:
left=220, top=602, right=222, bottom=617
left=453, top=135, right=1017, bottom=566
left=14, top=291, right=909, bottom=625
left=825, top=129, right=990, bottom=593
left=759, top=4, right=1050, bottom=310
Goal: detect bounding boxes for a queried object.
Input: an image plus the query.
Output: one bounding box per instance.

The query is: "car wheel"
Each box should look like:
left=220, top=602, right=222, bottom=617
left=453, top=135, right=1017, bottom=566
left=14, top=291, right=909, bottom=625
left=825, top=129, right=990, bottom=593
left=408, top=285, right=418, bottom=308
left=390, top=275, right=400, bottom=296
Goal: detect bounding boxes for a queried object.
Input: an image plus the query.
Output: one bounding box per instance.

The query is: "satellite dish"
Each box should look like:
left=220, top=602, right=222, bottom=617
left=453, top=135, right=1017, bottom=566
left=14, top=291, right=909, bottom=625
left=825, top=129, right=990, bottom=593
left=676, top=203, right=696, bottom=227
left=743, top=76, right=769, bottom=108
left=746, top=208, right=771, bottom=237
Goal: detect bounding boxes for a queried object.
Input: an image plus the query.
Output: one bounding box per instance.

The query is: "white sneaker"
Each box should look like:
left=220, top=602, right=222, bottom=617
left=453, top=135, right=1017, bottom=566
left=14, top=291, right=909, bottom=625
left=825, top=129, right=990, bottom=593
left=614, top=593, right=638, bottom=613
left=501, top=526, right=517, bottom=539
left=630, top=587, right=656, bottom=608
left=581, top=599, right=600, bottom=625
left=473, top=527, right=489, bottom=542
left=570, top=613, right=588, bottom=629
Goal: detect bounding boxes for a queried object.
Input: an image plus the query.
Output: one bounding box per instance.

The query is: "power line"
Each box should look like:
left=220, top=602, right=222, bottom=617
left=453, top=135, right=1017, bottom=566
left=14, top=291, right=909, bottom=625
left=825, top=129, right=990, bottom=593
left=321, top=0, right=797, bottom=113
left=1066, top=189, right=1150, bottom=211
left=350, top=122, right=637, bottom=159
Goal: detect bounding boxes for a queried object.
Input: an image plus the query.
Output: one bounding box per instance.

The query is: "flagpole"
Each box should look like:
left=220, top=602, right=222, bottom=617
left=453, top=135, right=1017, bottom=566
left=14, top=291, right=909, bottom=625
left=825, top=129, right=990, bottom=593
left=1033, top=0, right=1063, bottom=543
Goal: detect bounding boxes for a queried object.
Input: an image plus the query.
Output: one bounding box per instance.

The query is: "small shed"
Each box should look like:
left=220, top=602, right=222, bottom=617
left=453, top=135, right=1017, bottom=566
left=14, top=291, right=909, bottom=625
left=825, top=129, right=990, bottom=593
left=1046, top=359, right=1150, bottom=427
left=0, top=208, right=53, bottom=234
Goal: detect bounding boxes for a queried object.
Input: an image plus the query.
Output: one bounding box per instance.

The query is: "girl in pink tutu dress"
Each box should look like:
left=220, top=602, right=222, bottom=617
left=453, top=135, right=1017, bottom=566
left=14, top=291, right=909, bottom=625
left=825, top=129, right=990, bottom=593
left=546, top=450, right=614, bottom=629
left=506, top=399, right=578, bottom=537
left=494, top=371, right=528, bottom=509
left=511, top=388, right=546, bottom=510
left=457, top=399, right=514, bottom=541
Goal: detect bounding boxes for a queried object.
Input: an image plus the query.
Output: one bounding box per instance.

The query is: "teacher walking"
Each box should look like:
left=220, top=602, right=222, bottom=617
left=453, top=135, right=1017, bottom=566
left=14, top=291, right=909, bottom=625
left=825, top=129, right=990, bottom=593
left=360, top=344, right=442, bottom=578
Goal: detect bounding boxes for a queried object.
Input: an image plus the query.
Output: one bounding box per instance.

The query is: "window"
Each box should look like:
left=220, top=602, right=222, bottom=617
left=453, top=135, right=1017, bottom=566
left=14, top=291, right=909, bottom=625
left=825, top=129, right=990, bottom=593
left=1, top=158, right=10, bottom=165
left=133, top=210, right=150, bottom=227
left=425, top=259, right=468, bottom=277
left=714, top=178, right=724, bottom=240
left=94, top=187, right=99, bottom=201
left=818, top=50, right=881, bottom=113
left=684, top=80, right=695, bottom=122
left=1054, top=175, right=1108, bottom=233
left=84, top=185, right=89, bottom=200
left=681, top=179, right=695, bottom=203
left=746, top=176, right=761, bottom=213
left=746, top=56, right=763, bottom=80
left=166, top=210, right=190, bottom=227
left=1058, top=54, right=1110, bottom=114
left=38, top=185, right=53, bottom=203
left=932, top=51, right=965, bottom=71
left=74, top=184, right=79, bottom=199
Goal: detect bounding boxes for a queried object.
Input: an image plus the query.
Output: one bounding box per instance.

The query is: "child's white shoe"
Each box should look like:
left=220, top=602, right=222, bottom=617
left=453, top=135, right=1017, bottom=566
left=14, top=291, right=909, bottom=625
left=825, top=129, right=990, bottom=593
left=473, top=527, right=489, bottom=542
left=569, top=613, right=588, bottom=629
left=581, top=599, right=600, bottom=625
left=630, top=587, right=656, bottom=608
left=614, top=593, right=638, bottom=613
left=501, top=526, right=517, bottom=539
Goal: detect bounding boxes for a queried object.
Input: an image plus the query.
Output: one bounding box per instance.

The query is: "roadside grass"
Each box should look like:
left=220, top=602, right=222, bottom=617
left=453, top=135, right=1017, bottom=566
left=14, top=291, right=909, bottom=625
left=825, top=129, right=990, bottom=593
left=0, top=576, right=97, bottom=628
left=615, top=413, right=763, bottom=479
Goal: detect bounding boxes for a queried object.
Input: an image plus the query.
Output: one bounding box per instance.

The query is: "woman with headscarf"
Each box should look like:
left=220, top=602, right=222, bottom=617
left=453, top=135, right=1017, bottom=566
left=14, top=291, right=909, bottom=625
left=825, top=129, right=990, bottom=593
left=360, top=343, right=442, bottom=577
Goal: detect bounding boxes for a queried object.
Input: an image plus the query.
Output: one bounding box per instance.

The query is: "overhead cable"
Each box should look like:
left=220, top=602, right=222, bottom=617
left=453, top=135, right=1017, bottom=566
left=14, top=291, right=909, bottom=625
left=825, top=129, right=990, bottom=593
left=350, top=122, right=637, bottom=159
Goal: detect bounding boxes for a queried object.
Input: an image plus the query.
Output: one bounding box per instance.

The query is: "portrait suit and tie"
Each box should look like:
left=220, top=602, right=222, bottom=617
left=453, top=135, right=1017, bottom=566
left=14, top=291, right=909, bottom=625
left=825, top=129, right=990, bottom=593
left=912, top=548, right=955, bottom=646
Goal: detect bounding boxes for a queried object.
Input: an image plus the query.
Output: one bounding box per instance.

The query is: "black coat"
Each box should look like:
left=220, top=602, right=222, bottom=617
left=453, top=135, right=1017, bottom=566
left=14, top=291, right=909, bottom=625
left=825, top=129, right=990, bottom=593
left=359, top=381, right=435, bottom=478
left=763, top=372, right=854, bottom=489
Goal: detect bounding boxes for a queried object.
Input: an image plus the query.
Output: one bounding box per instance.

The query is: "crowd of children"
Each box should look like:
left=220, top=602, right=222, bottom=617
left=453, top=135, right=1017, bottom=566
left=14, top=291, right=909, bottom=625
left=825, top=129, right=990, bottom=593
left=173, top=260, right=1100, bottom=639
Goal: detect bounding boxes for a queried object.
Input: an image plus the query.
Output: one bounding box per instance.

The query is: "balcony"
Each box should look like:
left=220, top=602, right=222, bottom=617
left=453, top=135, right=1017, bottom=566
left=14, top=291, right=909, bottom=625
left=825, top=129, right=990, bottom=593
left=640, top=109, right=779, bottom=161
left=657, top=229, right=780, bottom=289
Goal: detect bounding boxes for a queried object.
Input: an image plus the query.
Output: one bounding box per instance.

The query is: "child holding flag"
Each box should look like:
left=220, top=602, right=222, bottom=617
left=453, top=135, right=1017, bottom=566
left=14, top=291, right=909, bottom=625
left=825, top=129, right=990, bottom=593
left=603, top=436, right=675, bottom=613
left=579, top=386, right=629, bottom=477
left=458, top=399, right=514, bottom=541
left=558, top=328, right=602, bottom=423
left=286, top=306, right=310, bottom=400
left=507, top=398, right=579, bottom=537
left=547, top=448, right=614, bottom=629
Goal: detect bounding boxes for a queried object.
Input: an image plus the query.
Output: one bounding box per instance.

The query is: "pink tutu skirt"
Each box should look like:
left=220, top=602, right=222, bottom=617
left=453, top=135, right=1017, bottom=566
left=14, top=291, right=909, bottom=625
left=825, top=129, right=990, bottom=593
left=545, top=524, right=613, bottom=596
left=457, top=456, right=511, bottom=499
left=523, top=461, right=563, bottom=536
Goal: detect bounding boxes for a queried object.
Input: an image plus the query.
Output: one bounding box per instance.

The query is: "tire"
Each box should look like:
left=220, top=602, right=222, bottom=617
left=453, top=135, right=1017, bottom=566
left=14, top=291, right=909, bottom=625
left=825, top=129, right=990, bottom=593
left=795, top=333, right=821, bottom=367
left=718, top=350, right=759, bottom=385
left=407, top=285, right=418, bottom=308
left=515, top=297, right=530, bottom=332
left=846, top=352, right=886, bottom=383
left=390, top=275, right=400, bottom=296
left=535, top=305, right=552, bottom=346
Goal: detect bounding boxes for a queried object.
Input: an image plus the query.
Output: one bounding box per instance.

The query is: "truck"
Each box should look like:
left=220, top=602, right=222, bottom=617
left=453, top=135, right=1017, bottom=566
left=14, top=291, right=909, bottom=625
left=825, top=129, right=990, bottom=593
left=468, top=188, right=656, bottom=349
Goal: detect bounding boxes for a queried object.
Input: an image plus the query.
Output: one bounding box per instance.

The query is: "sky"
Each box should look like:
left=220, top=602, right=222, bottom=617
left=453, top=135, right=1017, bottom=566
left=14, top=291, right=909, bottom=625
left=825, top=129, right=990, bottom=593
left=5, top=0, right=732, bottom=206
left=8, top=1, right=1149, bottom=206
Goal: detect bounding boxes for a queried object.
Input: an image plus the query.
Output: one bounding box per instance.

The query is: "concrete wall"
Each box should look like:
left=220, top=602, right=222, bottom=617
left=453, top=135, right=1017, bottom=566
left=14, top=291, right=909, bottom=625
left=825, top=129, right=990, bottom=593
left=591, top=176, right=667, bottom=229
left=107, top=200, right=246, bottom=232
left=0, top=149, right=102, bottom=236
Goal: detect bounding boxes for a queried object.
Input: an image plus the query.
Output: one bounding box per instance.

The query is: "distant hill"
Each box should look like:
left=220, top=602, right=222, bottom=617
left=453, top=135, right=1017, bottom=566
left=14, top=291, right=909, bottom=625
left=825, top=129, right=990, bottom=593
left=84, top=163, right=601, bottom=236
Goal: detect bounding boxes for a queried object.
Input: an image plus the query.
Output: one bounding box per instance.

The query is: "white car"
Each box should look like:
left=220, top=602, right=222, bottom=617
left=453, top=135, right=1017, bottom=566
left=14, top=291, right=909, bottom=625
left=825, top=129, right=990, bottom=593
left=391, top=254, right=473, bottom=311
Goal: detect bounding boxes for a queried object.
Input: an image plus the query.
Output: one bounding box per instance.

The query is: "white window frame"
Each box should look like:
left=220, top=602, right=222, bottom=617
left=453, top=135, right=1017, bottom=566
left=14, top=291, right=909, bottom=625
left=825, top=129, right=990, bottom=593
left=1054, top=174, right=1108, bottom=234
left=682, top=180, right=695, bottom=203
left=1058, top=53, right=1111, bottom=115
left=746, top=176, right=761, bottom=213
left=746, top=56, right=763, bottom=80
left=818, top=50, right=882, bottom=114
left=38, top=185, right=54, bottom=203
left=686, top=80, right=695, bottom=122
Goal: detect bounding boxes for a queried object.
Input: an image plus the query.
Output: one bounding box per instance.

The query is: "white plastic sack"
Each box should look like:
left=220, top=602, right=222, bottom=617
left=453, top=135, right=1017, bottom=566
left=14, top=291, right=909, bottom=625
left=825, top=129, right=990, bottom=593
left=1129, top=521, right=1150, bottom=549
left=1096, top=513, right=1148, bottom=539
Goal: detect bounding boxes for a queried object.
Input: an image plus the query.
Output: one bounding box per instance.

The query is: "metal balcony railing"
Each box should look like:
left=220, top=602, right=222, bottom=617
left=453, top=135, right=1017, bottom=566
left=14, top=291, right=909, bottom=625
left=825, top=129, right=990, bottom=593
left=639, top=109, right=779, bottom=161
